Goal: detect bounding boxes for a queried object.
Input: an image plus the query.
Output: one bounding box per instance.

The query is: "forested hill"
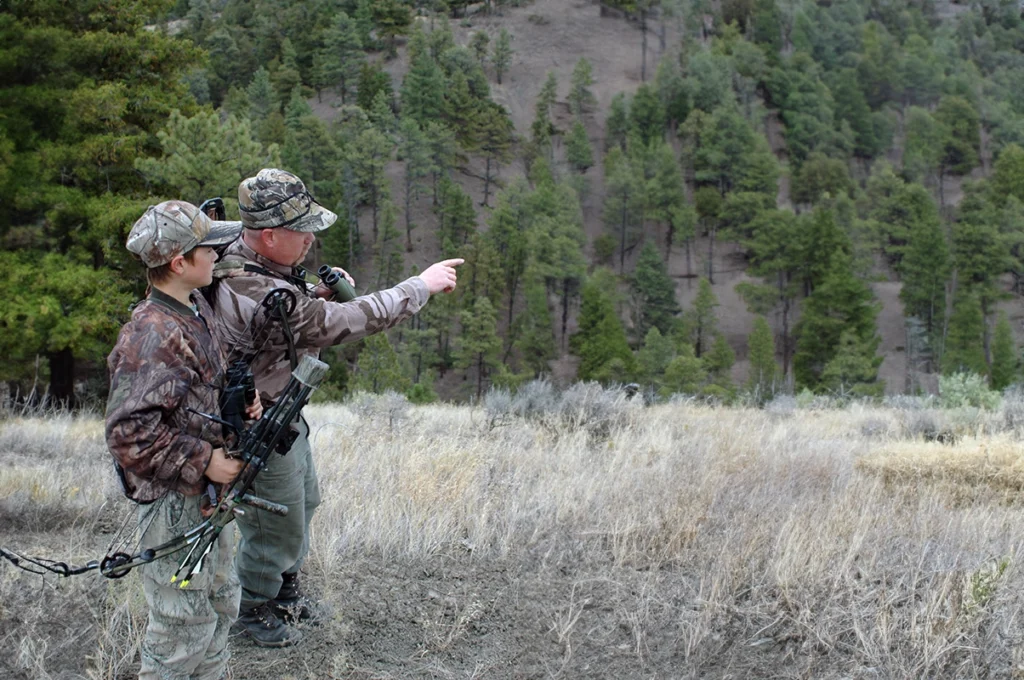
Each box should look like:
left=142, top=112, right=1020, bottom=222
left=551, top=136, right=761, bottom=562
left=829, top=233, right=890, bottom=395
left=2, top=0, right=1024, bottom=405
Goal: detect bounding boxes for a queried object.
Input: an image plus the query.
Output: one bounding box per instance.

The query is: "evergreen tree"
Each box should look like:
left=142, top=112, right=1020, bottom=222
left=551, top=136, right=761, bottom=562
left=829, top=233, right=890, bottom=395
left=368, top=89, right=396, bottom=134
left=470, top=30, right=490, bottom=69
left=790, top=152, right=854, bottom=207
left=990, top=312, right=1019, bottom=390
left=566, top=121, right=595, bottom=174
left=746, top=316, right=779, bottom=397
left=637, top=327, right=676, bottom=390
left=603, top=147, right=644, bottom=272
left=352, top=333, right=411, bottom=394
left=346, top=126, right=393, bottom=242
left=424, top=120, right=458, bottom=205
left=631, top=84, right=666, bottom=145
left=703, top=332, right=736, bottom=395
left=457, top=296, right=502, bottom=398
left=435, top=177, right=477, bottom=252
left=606, top=93, right=631, bottom=151
left=374, top=204, right=405, bottom=289
left=357, top=62, right=393, bottom=112
left=688, top=278, right=718, bottom=358
left=491, top=28, right=513, bottom=85
left=942, top=289, right=988, bottom=377
left=899, top=201, right=949, bottom=358
left=646, top=142, right=687, bottom=258
left=397, top=117, right=437, bottom=250
left=820, top=331, right=884, bottom=398
left=654, top=53, right=689, bottom=131
left=661, top=345, right=707, bottom=396
left=935, top=95, right=981, bottom=177
left=401, top=53, right=447, bottom=126
left=631, top=241, right=681, bottom=341
left=794, top=252, right=880, bottom=390
left=136, top=111, right=280, bottom=206
left=514, top=270, right=557, bottom=377
left=572, top=269, right=636, bottom=382
left=472, top=102, right=514, bottom=207
left=315, top=11, right=364, bottom=104
left=568, top=58, right=596, bottom=119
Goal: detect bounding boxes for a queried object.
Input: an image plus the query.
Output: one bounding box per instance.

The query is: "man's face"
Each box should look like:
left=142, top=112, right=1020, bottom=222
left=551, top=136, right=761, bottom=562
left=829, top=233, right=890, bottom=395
left=266, top=228, right=316, bottom=267
left=181, top=246, right=219, bottom=288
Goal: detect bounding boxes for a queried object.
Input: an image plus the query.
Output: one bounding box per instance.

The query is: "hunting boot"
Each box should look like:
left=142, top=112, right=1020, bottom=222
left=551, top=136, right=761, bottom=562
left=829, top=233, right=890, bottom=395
left=270, top=571, right=326, bottom=625
left=231, top=602, right=303, bottom=647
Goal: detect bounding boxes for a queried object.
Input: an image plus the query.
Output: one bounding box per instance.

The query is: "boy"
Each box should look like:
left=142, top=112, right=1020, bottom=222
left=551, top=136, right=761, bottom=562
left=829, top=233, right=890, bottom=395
left=106, top=200, right=258, bottom=679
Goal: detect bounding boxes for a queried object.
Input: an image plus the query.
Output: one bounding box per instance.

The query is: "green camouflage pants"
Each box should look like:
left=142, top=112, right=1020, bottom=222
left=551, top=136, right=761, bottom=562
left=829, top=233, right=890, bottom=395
left=138, top=492, right=240, bottom=680
left=235, top=416, right=321, bottom=610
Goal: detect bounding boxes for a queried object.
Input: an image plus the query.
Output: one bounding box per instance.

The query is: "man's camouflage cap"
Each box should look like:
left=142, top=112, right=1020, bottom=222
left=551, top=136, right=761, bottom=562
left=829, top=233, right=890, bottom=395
left=238, top=168, right=337, bottom=232
left=127, top=200, right=243, bottom=268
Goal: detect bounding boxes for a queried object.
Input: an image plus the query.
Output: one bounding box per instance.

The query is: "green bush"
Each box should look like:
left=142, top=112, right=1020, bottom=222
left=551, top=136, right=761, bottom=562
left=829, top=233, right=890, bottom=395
left=938, top=372, right=1001, bottom=410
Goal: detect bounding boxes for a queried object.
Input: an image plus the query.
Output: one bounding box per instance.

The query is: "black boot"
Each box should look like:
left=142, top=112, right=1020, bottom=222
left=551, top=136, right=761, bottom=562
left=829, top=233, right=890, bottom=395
left=270, top=572, right=324, bottom=625
left=231, top=603, right=302, bottom=647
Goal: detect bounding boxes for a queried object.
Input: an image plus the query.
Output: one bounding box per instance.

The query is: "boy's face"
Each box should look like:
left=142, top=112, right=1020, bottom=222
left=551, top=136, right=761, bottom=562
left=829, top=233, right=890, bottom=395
left=180, top=246, right=219, bottom=288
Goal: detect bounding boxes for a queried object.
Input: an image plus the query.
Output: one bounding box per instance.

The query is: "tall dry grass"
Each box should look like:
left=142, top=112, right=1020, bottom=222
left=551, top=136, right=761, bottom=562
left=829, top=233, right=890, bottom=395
left=3, top=395, right=1024, bottom=677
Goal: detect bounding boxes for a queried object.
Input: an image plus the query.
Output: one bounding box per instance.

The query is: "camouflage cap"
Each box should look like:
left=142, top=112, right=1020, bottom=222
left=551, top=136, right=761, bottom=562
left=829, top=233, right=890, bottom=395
left=127, top=200, right=243, bottom=268
left=238, top=168, right=337, bottom=232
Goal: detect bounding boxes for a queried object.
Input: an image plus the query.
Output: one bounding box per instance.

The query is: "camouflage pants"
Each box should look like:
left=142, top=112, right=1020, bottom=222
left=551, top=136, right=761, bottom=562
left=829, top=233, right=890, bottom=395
left=235, top=416, right=321, bottom=610
left=138, top=492, right=240, bottom=680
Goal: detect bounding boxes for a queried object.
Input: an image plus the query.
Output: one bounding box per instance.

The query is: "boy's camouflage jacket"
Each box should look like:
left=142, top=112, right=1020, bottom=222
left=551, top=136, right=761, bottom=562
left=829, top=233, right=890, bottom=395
left=209, top=238, right=429, bottom=402
left=106, top=289, right=227, bottom=503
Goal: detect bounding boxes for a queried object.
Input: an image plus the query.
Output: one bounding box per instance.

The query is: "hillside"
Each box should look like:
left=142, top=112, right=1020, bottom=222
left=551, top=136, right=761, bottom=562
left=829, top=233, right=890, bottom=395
left=3, top=0, right=1024, bottom=403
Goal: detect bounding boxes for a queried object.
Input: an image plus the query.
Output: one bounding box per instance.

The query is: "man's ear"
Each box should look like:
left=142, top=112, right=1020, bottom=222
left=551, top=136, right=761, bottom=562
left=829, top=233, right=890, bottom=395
left=260, top=228, right=276, bottom=248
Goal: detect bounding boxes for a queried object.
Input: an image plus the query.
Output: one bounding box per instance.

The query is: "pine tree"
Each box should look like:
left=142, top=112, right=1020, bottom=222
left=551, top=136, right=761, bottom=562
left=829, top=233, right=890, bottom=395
left=899, top=201, right=949, bottom=356
left=935, top=95, right=981, bottom=177
left=316, top=11, right=364, bottom=104
left=470, top=30, right=490, bottom=69
left=566, top=121, right=594, bottom=174
left=457, top=296, right=502, bottom=398
left=606, top=93, right=631, bottom=151
left=375, top=204, right=404, bottom=289
left=603, top=147, right=644, bottom=272
left=630, top=84, right=666, bottom=145
left=746, top=316, right=779, bottom=398
left=637, top=326, right=676, bottom=390
left=397, top=117, right=437, bottom=250
left=352, top=333, right=411, bottom=394
left=514, top=270, right=557, bottom=377
left=990, top=312, right=1018, bottom=390
left=661, top=345, right=707, bottom=396
left=703, top=332, right=736, bottom=395
left=472, top=102, right=514, bottom=207
left=491, top=28, right=513, bottom=84
left=247, top=67, right=276, bottom=123
left=572, top=269, right=636, bottom=382
left=401, top=53, right=447, bottom=126
left=346, top=126, right=393, bottom=242
left=357, top=62, right=392, bottom=112
left=631, top=241, right=681, bottom=341
left=688, top=278, right=718, bottom=358
left=793, top=252, right=880, bottom=390
left=424, top=120, right=457, bottom=206
left=568, top=58, right=596, bottom=119
left=435, top=177, right=477, bottom=252
left=820, top=331, right=884, bottom=398
left=942, top=289, right=988, bottom=377
left=136, top=111, right=280, bottom=206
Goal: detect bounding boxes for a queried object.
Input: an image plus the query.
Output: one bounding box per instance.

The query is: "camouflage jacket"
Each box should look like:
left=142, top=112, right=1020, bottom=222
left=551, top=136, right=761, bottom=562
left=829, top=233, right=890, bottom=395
left=209, top=238, right=429, bottom=401
left=106, top=289, right=227, bottom=503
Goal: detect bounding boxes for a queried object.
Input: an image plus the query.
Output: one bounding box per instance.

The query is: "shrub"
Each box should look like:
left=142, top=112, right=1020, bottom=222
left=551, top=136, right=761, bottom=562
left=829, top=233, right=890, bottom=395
left=939, top=372, right=1001, bottom=410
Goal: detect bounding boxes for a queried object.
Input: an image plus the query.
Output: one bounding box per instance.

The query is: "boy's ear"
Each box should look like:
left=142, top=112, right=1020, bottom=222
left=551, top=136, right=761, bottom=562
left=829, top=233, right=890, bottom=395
left=169, top=253, right=187, bottom=276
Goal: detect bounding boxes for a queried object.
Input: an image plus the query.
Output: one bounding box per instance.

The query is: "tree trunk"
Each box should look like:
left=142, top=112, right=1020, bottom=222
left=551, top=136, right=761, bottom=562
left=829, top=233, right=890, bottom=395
left=640, top=11, right=648, bottom=82
left=562, top=278, right=570, bottom=352
left=405, top=175, right=414, bottom=251
left=482, top=156, right=492, bottom=207
left=707, top=226, right=715, bottom=284
left=48, top=347, right=75, bottom=407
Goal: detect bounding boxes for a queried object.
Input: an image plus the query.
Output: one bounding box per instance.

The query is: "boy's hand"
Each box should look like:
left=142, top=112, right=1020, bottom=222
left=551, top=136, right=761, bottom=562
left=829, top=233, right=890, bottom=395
left=418, top=258, right=464, bottom=295
left=206, top=448, right=243, bottom=483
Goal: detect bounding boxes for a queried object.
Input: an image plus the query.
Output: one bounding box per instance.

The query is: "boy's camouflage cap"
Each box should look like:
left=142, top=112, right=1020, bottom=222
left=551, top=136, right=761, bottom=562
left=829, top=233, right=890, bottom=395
left=127, top=201, right=243, bottom=268
left=237, top=168, right=337, bottom=232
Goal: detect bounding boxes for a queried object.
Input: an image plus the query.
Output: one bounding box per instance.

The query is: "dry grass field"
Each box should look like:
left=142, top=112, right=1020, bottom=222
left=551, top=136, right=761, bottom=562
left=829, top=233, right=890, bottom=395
left=4, top=387, right=1024, bottom=679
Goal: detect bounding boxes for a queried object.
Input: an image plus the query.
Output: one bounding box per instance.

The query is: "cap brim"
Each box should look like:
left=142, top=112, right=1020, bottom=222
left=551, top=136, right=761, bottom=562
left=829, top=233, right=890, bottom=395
left=198, top=220, right=243, bottom=247
left=287, top=204, right=337, bottom=233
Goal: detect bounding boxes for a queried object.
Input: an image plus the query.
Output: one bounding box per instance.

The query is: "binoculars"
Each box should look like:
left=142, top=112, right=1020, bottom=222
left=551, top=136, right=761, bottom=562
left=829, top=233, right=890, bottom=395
left=317, top=265, right=357, bottom=302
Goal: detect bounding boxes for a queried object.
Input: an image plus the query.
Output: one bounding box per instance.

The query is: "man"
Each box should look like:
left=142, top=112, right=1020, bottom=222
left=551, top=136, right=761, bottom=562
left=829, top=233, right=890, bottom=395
left=209, top=168, right=461, bottom=647
left=106, top=201, right=260, bottom=679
